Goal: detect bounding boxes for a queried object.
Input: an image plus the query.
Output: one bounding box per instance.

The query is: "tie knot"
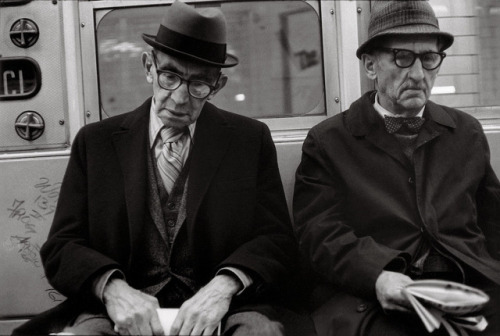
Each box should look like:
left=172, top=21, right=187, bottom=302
left=160, top=127, right=186, bottom=144
left=384, top=116, right=425, bottom=134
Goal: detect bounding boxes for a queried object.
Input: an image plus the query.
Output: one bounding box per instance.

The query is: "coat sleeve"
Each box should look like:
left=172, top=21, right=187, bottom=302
left=217, top=123, right=298, bottom=289
left=293, top=128, right=409, bottom=299
left=40, top=127, right=122, bottom=298
left=476, top=127, right=500, bottom=260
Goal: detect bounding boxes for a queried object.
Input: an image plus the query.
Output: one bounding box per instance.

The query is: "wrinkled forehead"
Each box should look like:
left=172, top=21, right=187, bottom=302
left=382, top=35, right=440, bottom=51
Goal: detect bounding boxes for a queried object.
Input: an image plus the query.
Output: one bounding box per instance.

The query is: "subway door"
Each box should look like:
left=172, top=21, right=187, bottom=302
left=0, top=0, right=70, bottom=332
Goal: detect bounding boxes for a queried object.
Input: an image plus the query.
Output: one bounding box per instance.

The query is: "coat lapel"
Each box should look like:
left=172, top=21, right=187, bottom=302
left=186, top=103, right=234, bottom=227
left=416, top=100, right=457, bottom=149
left=346, top=92, right=411, bottom=169
left=112, top=98, right=151, bottom=265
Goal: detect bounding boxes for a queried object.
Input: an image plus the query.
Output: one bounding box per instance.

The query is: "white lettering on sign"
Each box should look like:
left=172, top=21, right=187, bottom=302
left=3, top=69, right=24, bottom=96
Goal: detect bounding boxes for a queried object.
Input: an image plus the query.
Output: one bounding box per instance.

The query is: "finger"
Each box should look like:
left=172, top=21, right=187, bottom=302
left=169, top=315, right=183, bottom=335
left=150, top=313, right=164, bottom=336
left=201, top=325, right=217, bottom=336
left=114, top=324, right=130, bottom=335
left=137, top=321, right=153, bottom=336
left=384, top=301, right=412, bottom=313
left=389, top=305, right=412, bottom=313
left=126, top=324, right=142, bottom=336
left=178, top=322, right=194, bottom=336
left=191, top=321, right=210, bottom=336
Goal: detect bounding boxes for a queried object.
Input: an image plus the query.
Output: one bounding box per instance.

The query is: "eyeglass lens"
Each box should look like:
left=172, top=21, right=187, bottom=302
left=393, top=49, right=444, bottom=70
left=157, top=72, right=212, bottom=98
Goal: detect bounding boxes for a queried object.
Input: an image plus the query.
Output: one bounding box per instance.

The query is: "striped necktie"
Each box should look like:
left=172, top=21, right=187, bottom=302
left=157, top=127, right=187, bottom=193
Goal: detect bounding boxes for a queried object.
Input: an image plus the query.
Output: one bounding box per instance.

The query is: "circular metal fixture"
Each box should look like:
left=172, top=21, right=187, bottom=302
left=15, top=111, right=45, bottom=141
left=10, top=18, right=39, bottom=48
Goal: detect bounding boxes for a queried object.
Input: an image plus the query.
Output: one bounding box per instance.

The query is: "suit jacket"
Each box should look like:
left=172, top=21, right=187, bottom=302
left=15, top=98, right=296, bottom=334
left=293, top=91, right=500, bottom=334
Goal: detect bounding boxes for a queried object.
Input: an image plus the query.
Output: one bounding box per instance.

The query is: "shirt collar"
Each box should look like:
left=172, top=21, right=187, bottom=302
left=149, top=98, right=196, bottom=148
left=373, top=92, right=425, bottom=118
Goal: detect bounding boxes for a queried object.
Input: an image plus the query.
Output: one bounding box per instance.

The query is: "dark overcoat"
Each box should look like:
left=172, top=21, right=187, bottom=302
left=15, top=98, right=297, bottom=334
left=294, top=91, right=500, bottom=335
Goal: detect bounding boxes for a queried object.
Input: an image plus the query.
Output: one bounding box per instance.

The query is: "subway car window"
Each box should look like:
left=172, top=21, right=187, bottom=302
left=96, top=1, right=325, bottom=120
left=429, top=0, right=500, bottom=120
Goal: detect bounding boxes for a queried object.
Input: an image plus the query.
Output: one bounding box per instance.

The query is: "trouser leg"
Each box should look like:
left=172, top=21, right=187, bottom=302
left=223, top=311, right=284, bottom=336
left=60, top=312, right=117, bottom=336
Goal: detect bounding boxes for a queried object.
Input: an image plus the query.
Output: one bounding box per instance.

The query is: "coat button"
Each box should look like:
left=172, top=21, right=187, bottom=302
left=408, top=177, right=415, bottom=184
left=357, top=303, right=368, bottom=313
left=167, top=219, right=175, bottom=227
left=168, top=202, right=175, bottom=210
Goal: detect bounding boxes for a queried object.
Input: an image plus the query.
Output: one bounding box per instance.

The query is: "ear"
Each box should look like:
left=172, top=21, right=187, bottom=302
left=142, top=51, right=154, bottom=84
left=207, top=74, right=228, bottom=100
left=362, top=53, right=378, bottom=81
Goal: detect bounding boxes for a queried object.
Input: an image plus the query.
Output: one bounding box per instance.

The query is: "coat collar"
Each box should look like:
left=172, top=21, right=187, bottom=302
left=346, top=91, right=456, bottom=137
left=345, top=91, right=456, bottom=169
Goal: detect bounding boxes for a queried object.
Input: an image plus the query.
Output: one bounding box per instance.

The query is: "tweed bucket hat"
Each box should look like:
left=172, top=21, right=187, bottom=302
left=142, top=0, right=238, bottom=67
left=356, top=0, right=454, bottom=59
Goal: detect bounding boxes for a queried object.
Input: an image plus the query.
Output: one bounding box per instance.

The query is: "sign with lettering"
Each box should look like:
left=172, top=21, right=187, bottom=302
left=0, top=57, right=41, bottom=101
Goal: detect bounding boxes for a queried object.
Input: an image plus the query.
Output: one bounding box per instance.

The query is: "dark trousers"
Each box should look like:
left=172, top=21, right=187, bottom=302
left=61, top=307, right=315, bottom=336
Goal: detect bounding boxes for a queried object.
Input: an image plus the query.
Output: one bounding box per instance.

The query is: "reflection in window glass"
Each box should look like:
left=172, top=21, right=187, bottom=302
left=430, top=0, right=500, bottom=117
left=96, top=1, right=325, bottom=119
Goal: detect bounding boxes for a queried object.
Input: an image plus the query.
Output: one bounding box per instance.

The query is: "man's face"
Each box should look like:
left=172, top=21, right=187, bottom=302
left=145, top=50, right=225, bottom=129
left=366, top=36, right=441, bottom=116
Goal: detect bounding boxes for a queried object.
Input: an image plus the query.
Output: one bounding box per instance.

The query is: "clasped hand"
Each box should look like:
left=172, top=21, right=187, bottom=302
left=375, top=270, right=414, bottom=313
left=103, top=274, right=241, bottom=335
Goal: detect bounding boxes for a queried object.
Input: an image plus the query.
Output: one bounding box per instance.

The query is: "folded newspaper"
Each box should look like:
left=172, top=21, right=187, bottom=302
left=402, top=280, right=490, bottom=336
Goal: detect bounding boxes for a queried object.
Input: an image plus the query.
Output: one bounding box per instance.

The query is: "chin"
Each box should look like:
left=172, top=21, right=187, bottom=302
left=402, top=97, right=427, bottom=110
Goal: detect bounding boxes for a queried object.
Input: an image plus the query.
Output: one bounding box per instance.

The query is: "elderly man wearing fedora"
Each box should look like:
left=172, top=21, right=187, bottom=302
left=294, top=1, right=500, bottom=335
left=13, top=1, right=309, bottom=335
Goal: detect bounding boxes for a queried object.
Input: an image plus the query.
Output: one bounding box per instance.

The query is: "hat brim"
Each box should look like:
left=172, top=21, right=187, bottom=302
left=142, top=34, right=238, bottom=68
left=356, top=26, right=454, bottom=59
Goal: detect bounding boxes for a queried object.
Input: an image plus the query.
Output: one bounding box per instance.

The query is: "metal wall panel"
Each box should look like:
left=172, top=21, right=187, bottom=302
left=0, top=1, right=69, bottom=151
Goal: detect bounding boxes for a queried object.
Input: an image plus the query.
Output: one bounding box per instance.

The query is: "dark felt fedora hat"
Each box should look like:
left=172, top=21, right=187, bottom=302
left=356, top=0, right=454, bottom=59
left=142, top=0, right=238, bottom=68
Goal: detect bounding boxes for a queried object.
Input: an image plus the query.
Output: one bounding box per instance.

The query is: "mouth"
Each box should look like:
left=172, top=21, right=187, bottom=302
left=160, top=108, right=186, bottom=118
left=402, top=88, right=426, bottom=97
left=405, top=87, right=423, bottom=92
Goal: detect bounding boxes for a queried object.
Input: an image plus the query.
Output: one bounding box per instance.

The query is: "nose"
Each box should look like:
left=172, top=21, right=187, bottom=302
left=170, top=82, right=189, bottom=105
left=408, top=57, right=425, bottom=81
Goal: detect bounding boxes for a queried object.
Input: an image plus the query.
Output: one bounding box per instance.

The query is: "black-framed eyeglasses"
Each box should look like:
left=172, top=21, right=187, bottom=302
left=151, top=50, right=220, bottom=99
left=377, top=47, right=446, bottom=70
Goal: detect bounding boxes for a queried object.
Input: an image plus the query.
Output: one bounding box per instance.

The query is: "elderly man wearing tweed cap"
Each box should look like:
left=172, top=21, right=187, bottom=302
left=294, top=1, right=500, bottom=335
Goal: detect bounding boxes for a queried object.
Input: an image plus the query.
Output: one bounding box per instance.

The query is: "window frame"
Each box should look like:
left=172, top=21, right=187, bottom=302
left=79, top=0, right=354, bottom=143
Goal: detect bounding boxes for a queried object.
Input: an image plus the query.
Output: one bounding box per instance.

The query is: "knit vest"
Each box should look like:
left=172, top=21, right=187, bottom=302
left=136, top=147, right=197, bottom=307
